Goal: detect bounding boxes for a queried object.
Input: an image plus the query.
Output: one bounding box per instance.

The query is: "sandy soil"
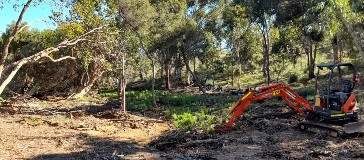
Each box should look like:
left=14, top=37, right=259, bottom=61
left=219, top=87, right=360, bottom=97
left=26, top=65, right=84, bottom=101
left=0, top=98, right=171, bottom=160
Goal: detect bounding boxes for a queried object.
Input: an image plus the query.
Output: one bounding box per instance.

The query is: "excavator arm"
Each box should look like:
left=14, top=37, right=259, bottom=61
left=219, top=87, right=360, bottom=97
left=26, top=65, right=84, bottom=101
left=219, top=83, right=313, bottom=131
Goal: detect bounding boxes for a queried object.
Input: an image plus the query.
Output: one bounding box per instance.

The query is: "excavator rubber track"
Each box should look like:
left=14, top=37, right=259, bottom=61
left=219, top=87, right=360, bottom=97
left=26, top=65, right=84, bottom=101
left=298, top=121, right=364, bottom=137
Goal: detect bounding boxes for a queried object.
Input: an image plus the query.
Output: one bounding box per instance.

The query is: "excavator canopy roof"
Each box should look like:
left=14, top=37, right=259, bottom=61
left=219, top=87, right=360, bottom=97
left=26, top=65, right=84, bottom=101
left=317, top=62, right=355, bottom=70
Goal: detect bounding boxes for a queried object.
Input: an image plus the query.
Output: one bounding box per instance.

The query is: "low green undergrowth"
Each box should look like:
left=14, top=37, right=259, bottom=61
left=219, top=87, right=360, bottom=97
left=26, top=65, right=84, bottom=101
left=171, top=108, right=216, bottom=133
left=99, top=89, right=316, bottom=134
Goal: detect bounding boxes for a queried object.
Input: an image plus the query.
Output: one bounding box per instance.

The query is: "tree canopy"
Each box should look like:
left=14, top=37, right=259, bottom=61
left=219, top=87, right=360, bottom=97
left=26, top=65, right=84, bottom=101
left=1, top=0, right=364, bottom=110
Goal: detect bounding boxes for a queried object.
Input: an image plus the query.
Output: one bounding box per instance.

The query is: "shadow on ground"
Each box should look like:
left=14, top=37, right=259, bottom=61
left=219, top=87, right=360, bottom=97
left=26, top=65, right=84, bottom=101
left=29, top=133, right=159, bottom=160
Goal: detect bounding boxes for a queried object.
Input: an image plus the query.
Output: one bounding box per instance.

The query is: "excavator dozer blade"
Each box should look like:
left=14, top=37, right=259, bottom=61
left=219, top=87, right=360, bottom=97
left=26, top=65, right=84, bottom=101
left=344, top=121, right=364, bottom=134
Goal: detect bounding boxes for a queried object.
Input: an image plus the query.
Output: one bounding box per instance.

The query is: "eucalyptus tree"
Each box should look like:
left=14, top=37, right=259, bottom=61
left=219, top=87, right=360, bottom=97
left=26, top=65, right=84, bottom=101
left=233, top=0, right=279, bottom=85
left=174, top=0, right=227, bottom=92
left=222, top=2, right=256, bottom=88
left=274, top=0, right=336, bottom=79
left=329, top=0, right=364, bottom=64
left=271, top=22, right=303, bottom=82
left=114, top=0, right=160, bottom=109
left=149, top=0, right=186, bottom=90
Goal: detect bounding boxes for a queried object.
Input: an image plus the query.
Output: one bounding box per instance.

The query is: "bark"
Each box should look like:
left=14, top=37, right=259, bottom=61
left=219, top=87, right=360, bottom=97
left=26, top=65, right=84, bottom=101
left=308, top=40, right=315, bottom=79
left=0, top=0, right=32, bottom=78
left=260, top=15, right=271, bottom=85
left=332, top=1, right=364, bottom=63
left=231, top=63, right=234, bottom=87
left=262, top=34, right=270, bottom=84
left=332, top=34, right=339, bottom=63
left=118, top=53, right=126, bottom=113
left=165, top=62, right=170, bottom=90
left=174, top=54, right=182, bottom=85
left=186, top=59, right=191, bottom=85
left=151, top=60, right=157, bottom=108
left=131, top=29, right=157, bottom=108
left=339, top=39, right=344, bottom=62
left=70, top=73, right=103, bottom=99
left=308, top=42, right=319, bottom=79
left=237, top=45, right=241, bottom=89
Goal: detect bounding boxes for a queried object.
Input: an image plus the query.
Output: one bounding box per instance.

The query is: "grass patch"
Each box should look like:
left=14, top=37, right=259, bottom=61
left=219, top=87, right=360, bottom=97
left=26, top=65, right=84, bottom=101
left=25, top=117, right=44, bottom=126
left=46, top=116, right=71, bottom=124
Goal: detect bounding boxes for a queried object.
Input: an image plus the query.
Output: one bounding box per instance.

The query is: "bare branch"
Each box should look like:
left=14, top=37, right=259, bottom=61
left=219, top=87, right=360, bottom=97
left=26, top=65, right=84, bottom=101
left=2, top=26, right=104, bottom=74
left=43, top=55, right=76, bottom=62
left=17, top=16, right=46, bottom=33
left=0, top=0, right=32, bottom=77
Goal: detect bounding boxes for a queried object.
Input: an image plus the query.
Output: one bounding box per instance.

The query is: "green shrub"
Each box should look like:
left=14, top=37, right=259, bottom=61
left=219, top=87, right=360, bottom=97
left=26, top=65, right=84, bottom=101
left=171, top=108, right=218, bottom=133
left=173, top=113, right=196, bottom=131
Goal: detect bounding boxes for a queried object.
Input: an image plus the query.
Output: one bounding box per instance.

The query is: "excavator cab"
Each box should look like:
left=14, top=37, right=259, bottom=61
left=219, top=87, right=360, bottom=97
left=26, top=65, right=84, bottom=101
left=313, top=62, right=359, bottom=123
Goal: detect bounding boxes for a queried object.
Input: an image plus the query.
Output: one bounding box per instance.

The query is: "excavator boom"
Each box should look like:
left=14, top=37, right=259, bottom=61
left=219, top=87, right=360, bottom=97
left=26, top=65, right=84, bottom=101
left=219, top=83, right=312, bottom=131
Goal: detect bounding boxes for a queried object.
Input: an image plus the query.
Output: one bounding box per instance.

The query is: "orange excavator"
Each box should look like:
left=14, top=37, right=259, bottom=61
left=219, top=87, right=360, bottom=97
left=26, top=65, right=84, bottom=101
left=218, top=62, right=364, bottom=137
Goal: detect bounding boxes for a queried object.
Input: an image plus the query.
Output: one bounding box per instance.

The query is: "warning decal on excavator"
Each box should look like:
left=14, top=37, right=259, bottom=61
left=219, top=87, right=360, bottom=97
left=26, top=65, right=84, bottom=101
left=331, top=113, right=345, bottom=117
left=241, top=91, right=252, bottom=101
left=272, top=90, right=280, bottom=95
left=285, top=90, right=296, bottom=99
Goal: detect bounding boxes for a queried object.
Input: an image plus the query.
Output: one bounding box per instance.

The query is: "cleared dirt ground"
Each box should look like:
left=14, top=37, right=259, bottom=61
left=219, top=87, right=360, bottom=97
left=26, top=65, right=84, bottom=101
left=1, top=95, right=364, bottom=160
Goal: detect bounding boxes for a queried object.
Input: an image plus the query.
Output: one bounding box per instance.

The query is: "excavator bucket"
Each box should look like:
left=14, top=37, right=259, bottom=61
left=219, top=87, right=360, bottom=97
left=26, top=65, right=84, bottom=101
left=344, top=121, right=364, bottom=134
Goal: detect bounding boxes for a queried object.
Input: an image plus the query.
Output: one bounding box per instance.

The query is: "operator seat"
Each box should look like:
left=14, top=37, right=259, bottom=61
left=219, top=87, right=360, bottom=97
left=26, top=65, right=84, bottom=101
left=337, top=79, right=352, bottom=109
left=340, top=79, right=352, bottom=93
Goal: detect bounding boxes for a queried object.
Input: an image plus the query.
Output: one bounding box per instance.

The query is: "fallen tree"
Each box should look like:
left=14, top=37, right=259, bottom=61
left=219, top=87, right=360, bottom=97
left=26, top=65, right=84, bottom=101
left=0, top=0, right=108, bottom=97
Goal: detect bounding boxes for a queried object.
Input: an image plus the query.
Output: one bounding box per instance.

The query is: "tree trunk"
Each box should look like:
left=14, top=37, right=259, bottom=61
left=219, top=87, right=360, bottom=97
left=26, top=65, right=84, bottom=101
left=308, top=42, right=319, bottom=79
left=180, top=48, right=206, bottom=94
left=70, top=60, right=104, bottom=99
left=0, top=0, right=32, bottom=78
left=262, top=33, right=270, bottom=85
left=231, top=62, right=234, bottom=87
left=186, top=59, right=191, bottom=85
left=129, top=24, right=158, bottom=109
left=194, top=57, right=196, bottom=73
left=308, top=40, right=315, bottom=79
left=260, top=16, right=271, bottom=85
left=332, top=34, right=339, bottom=63
left=70, top=72, right=103, bottom=99
left=165, top=62, right=170, bottom=90
left=174, top=53, right=182, bottom=85
left=237, top=45, right=241, bottom=89
left=339, top=39, right=344, bottom=62
left=119, top=53, right=126, bottom=113
left=151, top=60, right=157, bottom=109
left=0, top=61, right=26, bottom=94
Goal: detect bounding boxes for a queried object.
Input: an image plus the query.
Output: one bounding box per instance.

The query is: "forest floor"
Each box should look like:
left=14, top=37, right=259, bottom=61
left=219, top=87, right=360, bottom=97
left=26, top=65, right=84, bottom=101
left=1, top=89, right=364, bottom=160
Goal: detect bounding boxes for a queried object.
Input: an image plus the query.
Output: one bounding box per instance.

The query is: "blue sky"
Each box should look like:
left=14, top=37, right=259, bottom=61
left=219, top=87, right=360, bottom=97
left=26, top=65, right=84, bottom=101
left=0, top=1, right=61, bottom=33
